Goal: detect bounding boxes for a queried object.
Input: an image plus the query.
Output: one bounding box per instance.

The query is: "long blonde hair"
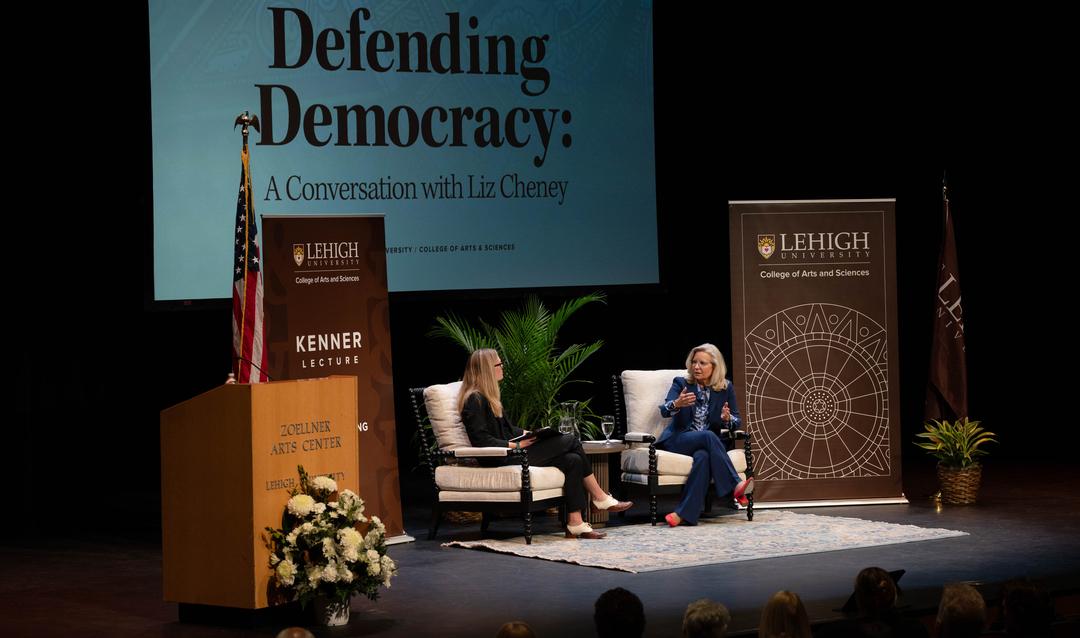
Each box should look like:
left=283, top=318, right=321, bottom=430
left=458, top=348, right=504, bottom=417
left=684, top=343, right=729, bottom=390
left=759, top=591, right=811, bottom=638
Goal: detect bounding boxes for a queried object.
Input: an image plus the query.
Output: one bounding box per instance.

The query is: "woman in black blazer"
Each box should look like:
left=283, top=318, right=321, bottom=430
left=458, top=348, right=631, bottom=539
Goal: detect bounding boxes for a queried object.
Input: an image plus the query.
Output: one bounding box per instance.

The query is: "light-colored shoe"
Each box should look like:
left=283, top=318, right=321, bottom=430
left=565, top=522, right=606, bottom=539
left=592, top=494, right=633, bottom=513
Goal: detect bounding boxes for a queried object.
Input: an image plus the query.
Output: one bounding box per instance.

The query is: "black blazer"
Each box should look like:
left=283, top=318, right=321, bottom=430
left=461, top=392, right=526, bottom=448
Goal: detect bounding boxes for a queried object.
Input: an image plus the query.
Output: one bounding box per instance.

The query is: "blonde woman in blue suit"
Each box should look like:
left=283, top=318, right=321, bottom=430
left=657, top=343, right=753, bottom=527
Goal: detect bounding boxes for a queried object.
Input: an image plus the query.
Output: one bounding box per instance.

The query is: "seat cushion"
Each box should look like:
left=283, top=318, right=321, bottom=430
left=728, top=448, right=747, bottom=474
left=622, top=469, right=746, bottom=486
left=423, top=381, right=471, bottom=451
left=620, top=369, right=685, bottom=440
left=439, top=488, right=563, bottom=503
left=621, top=448, right=746, bottom=476
left=621, top=472, right=689, bottom=486
left=620, top=447, right=694, bottom=476
left=435, top=464, right=566, bottom=492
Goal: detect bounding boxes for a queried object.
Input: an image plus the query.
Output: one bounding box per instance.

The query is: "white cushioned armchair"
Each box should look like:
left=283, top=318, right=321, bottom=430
left=615, top=370, right=754, bottom=523
left=409, top=382, right=566, bottom=544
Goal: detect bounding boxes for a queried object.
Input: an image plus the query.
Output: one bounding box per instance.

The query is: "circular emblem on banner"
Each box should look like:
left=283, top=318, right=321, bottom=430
left=744, top=303, right=890, bottom=480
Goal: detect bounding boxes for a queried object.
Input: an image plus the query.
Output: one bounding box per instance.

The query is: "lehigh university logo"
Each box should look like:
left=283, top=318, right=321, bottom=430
left=757, top=235, right=776, bottom=259
left=293, top=244, right=305, bottom=267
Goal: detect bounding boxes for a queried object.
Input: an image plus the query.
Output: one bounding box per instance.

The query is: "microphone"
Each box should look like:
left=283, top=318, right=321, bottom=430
left=234, top=355, right=275, bottom=382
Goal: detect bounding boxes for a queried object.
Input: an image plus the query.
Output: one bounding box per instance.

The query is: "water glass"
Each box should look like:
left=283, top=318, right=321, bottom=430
left=601, top=415, right=615, bottom=443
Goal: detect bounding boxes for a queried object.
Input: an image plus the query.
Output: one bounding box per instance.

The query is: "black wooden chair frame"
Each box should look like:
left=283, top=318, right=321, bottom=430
left=612, top=374, right=755, bottom=524
left=409, top=387, right=566, bottom=545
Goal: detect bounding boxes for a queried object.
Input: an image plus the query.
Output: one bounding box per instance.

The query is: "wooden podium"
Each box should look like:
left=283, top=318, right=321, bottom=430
left=160, top=376, right=359, bottom=609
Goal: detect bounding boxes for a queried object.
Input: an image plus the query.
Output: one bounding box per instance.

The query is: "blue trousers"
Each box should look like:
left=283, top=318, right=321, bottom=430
left=659, top=430, right=740, bottom=525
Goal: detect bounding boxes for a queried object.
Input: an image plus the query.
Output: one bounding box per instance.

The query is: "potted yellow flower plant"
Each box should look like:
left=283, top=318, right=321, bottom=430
left=915, top=418, right=997, bottom=504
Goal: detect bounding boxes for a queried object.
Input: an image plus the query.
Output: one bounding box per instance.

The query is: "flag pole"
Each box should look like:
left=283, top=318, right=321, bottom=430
left=232, top=112, right=262, bottom=382
left=233, top=111, right=260, bottom=151
left=925, top=168, right=968, bottom=422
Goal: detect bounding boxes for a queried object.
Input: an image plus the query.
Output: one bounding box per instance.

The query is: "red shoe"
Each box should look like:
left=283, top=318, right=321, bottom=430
left=734, top=477, right=754, bottom=500
left=665, top=513, right=681, bottom=527
left=736, top=495, right=749, bottom=507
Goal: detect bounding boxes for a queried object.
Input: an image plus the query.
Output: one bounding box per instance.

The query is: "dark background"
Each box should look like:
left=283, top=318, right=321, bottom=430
left=14, top=5, right=1067, bottom=536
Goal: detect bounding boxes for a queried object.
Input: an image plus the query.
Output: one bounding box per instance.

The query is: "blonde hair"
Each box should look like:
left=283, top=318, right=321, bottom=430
left=458, top=348, right=504, bottom=417
left=685, top=343, right=729, bottom=391
left=759, top=591, right=810, bottom=638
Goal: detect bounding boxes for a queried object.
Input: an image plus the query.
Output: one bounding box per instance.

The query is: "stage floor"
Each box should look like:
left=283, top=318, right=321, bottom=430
left=3, top=461, right=1078, bottom=637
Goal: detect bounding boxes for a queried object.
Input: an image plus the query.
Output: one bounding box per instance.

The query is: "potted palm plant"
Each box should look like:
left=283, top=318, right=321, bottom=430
left=429, top=293, right=606, bottom=431
left=914, top=417, right=997, bottom=504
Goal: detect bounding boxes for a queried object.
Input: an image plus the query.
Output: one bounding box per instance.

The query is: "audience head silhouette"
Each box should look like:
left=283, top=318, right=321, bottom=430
left=854, top=566, right=898, bottom=617
left=683, top=598, right=730, bottom=638
left=936, top=583, right=986, bottom=638
left=595, top=587, right=645, bottom=638
left=1000, top=578, right=1052, bottom=637
left=759, top=590, right=811, bottom=638
left=496, top=620, right=536, bottom=638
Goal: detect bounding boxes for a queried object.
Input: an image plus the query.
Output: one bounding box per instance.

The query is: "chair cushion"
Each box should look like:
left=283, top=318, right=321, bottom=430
left=439, top=488, right=563, bottom=503
left=621, top=472, right=689, bottom=486
left=622, top=468, right=746, bottom=486
left=620, top=447, right=694, bottom=476
left=435, top=464, right=566, bottom=492
left=423, top=381, right=472, bottom=451
left=620, top=369, right=685, bottom=439
left=728, top=448, right=747, bottom=474
left=621, top=448, right=747, bottom=476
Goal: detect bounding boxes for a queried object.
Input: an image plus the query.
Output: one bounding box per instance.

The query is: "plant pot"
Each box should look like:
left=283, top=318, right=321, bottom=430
left=937, top=464, right=982, bottom=504
left=443, top=510, right=482, bottom=524
left=313, top=596, right=350, bottom=626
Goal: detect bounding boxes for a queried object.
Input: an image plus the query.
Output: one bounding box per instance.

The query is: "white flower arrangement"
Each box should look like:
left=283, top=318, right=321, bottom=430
left=265, top=466, right=397, bottom=607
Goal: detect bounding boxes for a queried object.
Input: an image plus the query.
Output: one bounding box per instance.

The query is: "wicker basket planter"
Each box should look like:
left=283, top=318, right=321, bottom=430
left=937, top=463, right=982, bottom=504
left=443, top=511, right=483, bottom=524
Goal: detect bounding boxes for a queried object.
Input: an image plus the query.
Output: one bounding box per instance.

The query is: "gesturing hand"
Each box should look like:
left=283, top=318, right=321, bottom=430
left=674, top=388, right=696, bottom=409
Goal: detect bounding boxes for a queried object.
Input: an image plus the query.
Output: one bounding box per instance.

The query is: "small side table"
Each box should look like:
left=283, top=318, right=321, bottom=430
left=582, top=440, right=627, bottom=527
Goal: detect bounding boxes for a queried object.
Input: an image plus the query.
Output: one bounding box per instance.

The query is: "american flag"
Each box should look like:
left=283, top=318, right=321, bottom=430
left=232, top=148, right=268, bottom=383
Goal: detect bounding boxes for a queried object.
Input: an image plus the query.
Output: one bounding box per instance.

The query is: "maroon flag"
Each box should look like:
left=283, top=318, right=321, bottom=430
left=231, top=146, right=268, bottom=383
left=925, top=185, right=967, bottom=420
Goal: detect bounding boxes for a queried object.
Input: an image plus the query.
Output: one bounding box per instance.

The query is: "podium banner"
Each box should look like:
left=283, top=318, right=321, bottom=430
left=729, top=200, right=901, bottom=502
left=263, top=215, right=404, bottom=536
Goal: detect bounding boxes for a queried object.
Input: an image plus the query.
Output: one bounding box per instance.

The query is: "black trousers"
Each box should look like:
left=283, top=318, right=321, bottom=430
left=522, top=434, right=592, bottom=514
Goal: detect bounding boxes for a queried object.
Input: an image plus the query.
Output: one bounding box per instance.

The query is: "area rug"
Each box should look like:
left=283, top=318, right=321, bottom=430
left=442, top=510, right=967, bottom=573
